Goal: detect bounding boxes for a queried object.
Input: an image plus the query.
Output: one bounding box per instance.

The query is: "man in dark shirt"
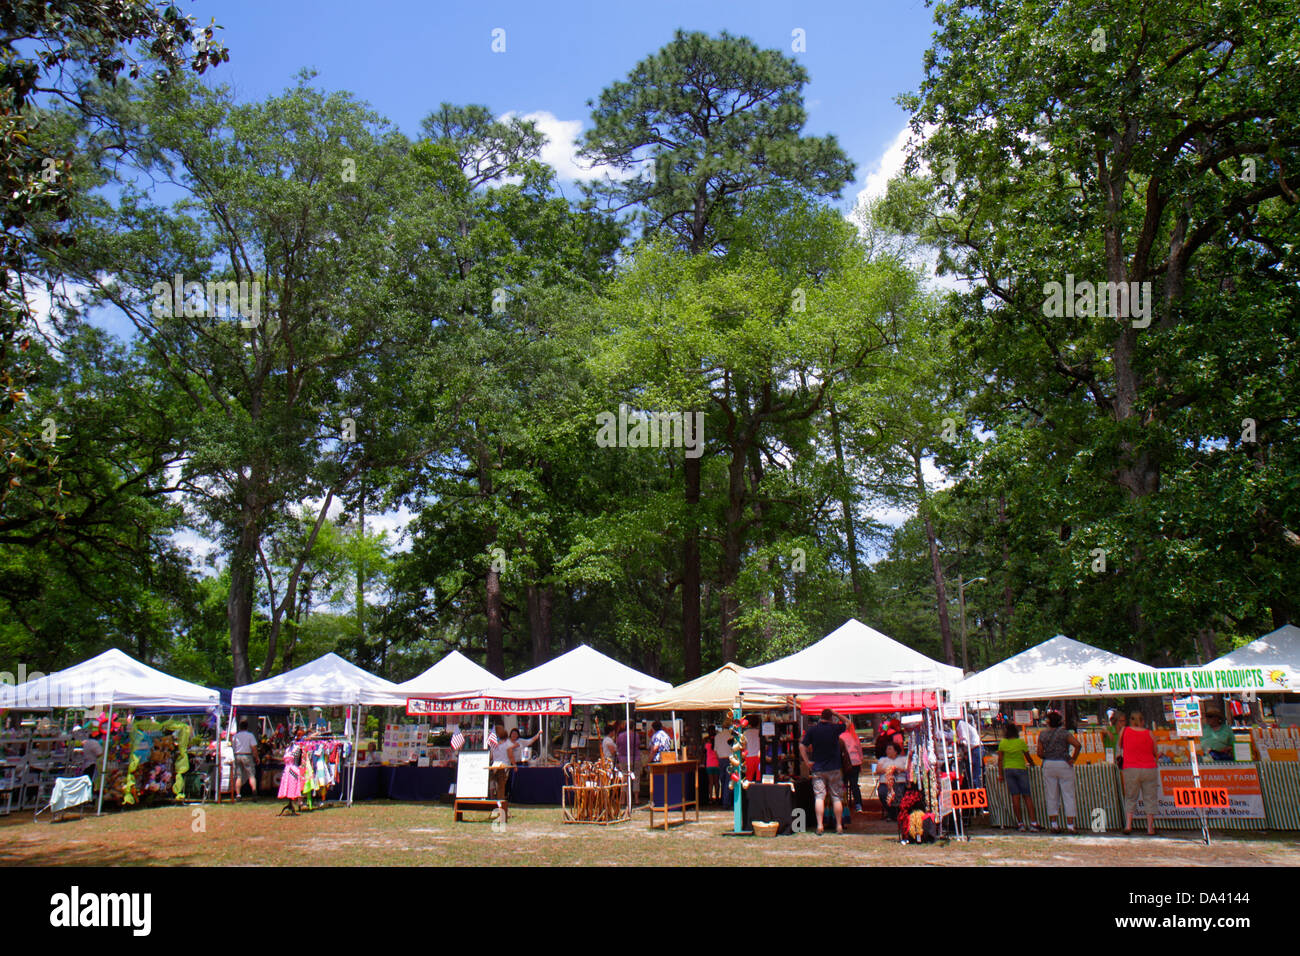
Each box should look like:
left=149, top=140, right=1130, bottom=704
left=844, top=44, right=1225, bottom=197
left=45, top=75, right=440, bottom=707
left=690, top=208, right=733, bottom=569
left=800, top=708, right=851, bottom=835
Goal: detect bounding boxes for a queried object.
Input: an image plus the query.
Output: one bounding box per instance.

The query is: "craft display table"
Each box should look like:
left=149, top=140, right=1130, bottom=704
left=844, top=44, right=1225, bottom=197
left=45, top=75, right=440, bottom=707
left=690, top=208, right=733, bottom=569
left=741, top=781, right=797, bottom=834
left=647, top=759, right=698, bottom=829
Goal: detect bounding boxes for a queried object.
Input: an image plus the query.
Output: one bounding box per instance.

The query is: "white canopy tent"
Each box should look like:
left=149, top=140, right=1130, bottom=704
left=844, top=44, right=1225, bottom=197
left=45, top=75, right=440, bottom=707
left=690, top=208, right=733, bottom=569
left=493, top=644, right=670, bottom=704
left=387, top=649, right=503, bottom=701
left=1205, top=625, right=1300, bottom=687
left=738, top=619, right=963, bottom=697
left=492, top=645, right=671, bottom=813
left=0, top=648, right=220, bottom=814
left=231, top=652, right=400, bottom=807
left=0, top=647, right=219, bottom=710
left=948, top=635, right=1152, bottom=703
left=230, top=652, right=399, bottom=708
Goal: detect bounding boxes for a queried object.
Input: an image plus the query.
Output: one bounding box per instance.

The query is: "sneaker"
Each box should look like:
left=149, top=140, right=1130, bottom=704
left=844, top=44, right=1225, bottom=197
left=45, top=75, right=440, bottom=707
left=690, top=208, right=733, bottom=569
left=1028, top=822, right=1041, bottom=831
left=1066, top=825, right=1077, bottom=834
left=1016, top=822, right=1026, bottom=831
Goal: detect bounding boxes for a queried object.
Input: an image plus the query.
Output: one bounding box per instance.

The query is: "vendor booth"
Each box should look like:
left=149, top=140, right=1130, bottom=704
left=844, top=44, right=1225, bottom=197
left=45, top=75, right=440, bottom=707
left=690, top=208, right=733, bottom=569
left=951, top=633, right=1300, bottom=832
left=736, top=619, right=964, bottom=837
left=231, top=652, right=400, bottom=808
left=740, top=619, right=963, bottom=696
left=0, top=648, right=221, bottom=814
left=636, top=663, right=787, bottom=827
left=493, top=644, right=670, bottom=821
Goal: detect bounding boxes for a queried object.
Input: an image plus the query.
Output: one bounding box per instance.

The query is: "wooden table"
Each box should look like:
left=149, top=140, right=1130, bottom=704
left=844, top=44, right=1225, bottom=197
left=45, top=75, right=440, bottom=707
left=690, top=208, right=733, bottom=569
left=647, top=759, right=698, bottom=830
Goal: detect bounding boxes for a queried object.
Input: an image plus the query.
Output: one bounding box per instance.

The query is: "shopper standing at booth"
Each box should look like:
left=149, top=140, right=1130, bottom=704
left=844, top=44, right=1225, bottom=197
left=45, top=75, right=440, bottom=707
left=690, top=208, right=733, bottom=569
left=1120, top=712, right=1159, bottom=836
left=1037, top=711, right=1081, bottom=834
left=840, top=718, right=864, bottom=811
left=997, top=723, right=1040, bottom=831
left=800, top=708, right=850, bottom=835
left=713, top=724, right=733, bottom=804
left=956, top=715, right=984, bottom=791
left=232, top=719, right=259, bottom=800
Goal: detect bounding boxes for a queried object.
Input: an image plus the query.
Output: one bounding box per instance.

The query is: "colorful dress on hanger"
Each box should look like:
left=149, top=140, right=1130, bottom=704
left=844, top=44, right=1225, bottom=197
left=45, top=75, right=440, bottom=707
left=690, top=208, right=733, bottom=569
left=277, top=746, right=303, bottom=800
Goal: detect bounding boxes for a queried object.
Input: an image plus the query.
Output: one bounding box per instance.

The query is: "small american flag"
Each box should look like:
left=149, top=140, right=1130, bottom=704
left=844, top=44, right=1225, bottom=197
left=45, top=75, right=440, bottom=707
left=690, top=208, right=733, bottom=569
left=451, top=731, right=465, bottom=751
left=486, top=729, right=499, bottom=750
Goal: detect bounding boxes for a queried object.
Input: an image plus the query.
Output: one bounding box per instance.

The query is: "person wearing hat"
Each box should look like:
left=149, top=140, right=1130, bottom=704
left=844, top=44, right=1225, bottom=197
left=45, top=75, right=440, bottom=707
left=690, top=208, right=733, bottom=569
left=1200, top=707, right=1235, bottom=762
left=76, top=725, right=104, bottom=781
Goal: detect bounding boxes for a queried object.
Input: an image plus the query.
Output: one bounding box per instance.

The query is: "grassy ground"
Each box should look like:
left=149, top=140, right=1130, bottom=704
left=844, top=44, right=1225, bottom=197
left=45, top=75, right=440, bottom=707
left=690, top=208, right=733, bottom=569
left=2, top=801, right=1298, bottom=866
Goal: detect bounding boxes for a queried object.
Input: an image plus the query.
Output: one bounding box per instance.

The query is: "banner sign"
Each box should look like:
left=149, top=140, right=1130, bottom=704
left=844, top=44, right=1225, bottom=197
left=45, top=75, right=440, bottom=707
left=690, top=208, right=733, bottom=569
left=1084, top=666, right=1290, bottom=696
left=1133, top=766, right=1264, bottom=820
left=406, top=695, right=572, bottom=717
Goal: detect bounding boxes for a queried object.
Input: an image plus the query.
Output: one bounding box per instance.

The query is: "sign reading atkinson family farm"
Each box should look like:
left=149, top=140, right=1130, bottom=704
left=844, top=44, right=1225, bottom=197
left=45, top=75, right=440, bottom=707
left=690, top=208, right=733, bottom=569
left=406, top=695, right=573, bottom=717
left=1084, top=666, right=1290, bottom=696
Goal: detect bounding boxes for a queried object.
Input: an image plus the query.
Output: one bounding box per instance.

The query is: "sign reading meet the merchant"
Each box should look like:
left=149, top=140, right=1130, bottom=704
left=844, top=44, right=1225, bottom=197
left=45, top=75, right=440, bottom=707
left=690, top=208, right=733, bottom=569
left=406, top=695, right=573, bottom=717
left=1086, top=666, right=1289, bottom=696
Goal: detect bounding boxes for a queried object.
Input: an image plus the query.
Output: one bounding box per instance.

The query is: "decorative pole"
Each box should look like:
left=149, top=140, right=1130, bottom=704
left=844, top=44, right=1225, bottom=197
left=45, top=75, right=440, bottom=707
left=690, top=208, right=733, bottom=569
left=728, top=705, right=748, bottom=833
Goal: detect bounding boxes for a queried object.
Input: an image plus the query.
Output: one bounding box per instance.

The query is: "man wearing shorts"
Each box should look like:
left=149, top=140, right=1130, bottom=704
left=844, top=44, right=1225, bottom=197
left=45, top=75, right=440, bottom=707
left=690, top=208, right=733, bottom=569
left=800, top=708, right=851, bottom=835
left=232, top=719, right=259, bottom=800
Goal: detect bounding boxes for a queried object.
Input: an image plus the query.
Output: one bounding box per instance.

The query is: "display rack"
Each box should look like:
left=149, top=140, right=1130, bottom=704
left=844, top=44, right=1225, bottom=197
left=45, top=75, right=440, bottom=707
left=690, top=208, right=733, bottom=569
left=771, top=720, right=801, bottom=781
left=1, top=730, right=74, bottom=814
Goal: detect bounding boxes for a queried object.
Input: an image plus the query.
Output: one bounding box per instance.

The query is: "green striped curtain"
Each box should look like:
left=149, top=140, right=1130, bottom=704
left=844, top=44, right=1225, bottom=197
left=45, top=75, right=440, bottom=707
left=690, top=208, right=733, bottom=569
left=983, top=762, right=1299, bottom=831
left=1260, top=762, right=1300, bottom=830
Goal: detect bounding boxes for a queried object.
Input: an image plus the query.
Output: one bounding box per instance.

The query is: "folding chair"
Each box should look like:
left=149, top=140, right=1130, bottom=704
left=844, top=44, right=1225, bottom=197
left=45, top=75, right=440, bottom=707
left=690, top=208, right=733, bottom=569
left=34, top=775, right=94, bottom=823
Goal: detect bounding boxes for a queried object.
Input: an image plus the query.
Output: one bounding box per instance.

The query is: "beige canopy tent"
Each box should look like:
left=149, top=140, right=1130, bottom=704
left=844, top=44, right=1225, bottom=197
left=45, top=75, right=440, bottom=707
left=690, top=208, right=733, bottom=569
left=635, top=663, right=787, bottom=711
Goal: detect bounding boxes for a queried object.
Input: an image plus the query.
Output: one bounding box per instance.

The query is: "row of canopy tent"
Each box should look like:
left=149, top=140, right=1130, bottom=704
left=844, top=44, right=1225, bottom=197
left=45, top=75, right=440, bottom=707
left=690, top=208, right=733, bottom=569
left=6, top=621, right=1292, bottom=815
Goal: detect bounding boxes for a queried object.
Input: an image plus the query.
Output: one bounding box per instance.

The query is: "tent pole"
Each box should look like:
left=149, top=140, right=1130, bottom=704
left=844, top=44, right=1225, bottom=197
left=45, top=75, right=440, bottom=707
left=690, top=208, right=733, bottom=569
left=214, top=704, right=223, bottom=805
left=625, top=698, right=632, bottom=815
left=227, top=705, right=237, bottom=800
left=349, top=703, right=361, bottom=808
left=96, top=692, right=114, bottom=816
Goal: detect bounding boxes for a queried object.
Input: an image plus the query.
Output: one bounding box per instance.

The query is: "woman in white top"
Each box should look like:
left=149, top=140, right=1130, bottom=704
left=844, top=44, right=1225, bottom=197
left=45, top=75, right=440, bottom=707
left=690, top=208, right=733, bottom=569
left=490, top=724, right=513, bottom=765
left=507, top=727, right=542, bottom=765
left=601, top=727, right=619, bottom=764
left=876, top=742, right=909, bottom=821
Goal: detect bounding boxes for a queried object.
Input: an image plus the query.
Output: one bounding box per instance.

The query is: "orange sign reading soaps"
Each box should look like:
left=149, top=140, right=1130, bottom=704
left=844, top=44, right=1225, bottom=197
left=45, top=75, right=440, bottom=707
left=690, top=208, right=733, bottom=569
left=1172, top=787, right=1231, bottom=809
left=951, top=788, right=988, bottom=809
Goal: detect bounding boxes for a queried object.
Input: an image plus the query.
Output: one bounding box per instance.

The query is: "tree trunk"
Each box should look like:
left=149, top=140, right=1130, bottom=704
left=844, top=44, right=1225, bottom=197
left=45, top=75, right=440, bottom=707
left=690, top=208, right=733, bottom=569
left=227, top=517, right=259, bottom=686
left=682, top=454, right=702, bottom=682
left=998, top=495, right=1013, bottom=657
left=828, top=396, right=865, bottom=614
left=527, top=584, right=553, bottom=665
left=914, top=451, right=954, bottom=665
left=479, top=442, right=504, bottom=676
left=719, top=447, right=746, bottom=663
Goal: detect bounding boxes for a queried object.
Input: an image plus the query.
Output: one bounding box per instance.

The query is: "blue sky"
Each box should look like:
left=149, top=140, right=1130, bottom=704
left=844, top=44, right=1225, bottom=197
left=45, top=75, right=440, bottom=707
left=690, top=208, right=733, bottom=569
left=196, top=0, right=937, bottom=207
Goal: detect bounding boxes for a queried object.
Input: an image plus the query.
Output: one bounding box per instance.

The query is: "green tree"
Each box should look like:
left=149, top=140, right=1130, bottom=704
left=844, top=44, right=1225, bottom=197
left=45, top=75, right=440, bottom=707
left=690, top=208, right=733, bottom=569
left=580, top=30, right=855, bottom=681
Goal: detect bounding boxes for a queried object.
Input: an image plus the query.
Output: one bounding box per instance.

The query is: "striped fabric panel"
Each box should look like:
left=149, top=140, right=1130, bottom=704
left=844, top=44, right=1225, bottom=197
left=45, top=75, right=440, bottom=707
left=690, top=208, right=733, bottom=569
left=1260, top=761, right=1300, bottom=830
left=982, top=762, right=1300, bottom=830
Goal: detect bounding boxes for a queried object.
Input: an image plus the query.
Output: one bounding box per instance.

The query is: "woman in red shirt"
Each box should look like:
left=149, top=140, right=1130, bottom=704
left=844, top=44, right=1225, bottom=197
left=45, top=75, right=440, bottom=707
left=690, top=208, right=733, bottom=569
left=1120, top=711, right=1159, bottom=835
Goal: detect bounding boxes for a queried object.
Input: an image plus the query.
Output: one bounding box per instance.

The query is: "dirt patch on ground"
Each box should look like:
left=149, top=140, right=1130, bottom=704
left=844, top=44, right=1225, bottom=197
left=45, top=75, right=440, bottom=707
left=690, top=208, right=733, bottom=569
left=2, top=802, right=1297, bottom=866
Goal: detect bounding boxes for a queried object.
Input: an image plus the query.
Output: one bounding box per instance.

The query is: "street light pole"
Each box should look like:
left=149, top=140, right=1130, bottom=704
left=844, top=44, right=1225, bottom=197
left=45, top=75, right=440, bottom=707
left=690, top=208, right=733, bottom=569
left=957, top=575, right=986, bottom=674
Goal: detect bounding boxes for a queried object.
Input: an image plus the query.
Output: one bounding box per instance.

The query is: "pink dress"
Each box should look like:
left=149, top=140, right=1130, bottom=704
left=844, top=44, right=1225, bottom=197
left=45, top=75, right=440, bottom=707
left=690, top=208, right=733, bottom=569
left=277, top=746, right=303, bottom=799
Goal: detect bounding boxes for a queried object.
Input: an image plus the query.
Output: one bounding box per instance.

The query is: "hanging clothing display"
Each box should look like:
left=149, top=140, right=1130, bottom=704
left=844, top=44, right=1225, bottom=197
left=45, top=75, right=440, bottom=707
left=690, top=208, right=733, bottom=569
left=277, top=738, right=349, bottom=814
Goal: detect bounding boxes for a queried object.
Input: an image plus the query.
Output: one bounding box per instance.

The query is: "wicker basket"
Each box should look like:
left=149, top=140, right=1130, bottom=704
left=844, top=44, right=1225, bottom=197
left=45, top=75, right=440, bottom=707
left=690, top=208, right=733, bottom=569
left=752, top=820, right=780, bottom=838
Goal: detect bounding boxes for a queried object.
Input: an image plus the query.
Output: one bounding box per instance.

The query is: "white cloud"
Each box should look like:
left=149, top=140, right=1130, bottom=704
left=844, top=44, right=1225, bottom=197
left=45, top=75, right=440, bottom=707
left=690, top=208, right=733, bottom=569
left=499, top=110, right=640, bottom=184
left=852, top=125, right=915, bottom=211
